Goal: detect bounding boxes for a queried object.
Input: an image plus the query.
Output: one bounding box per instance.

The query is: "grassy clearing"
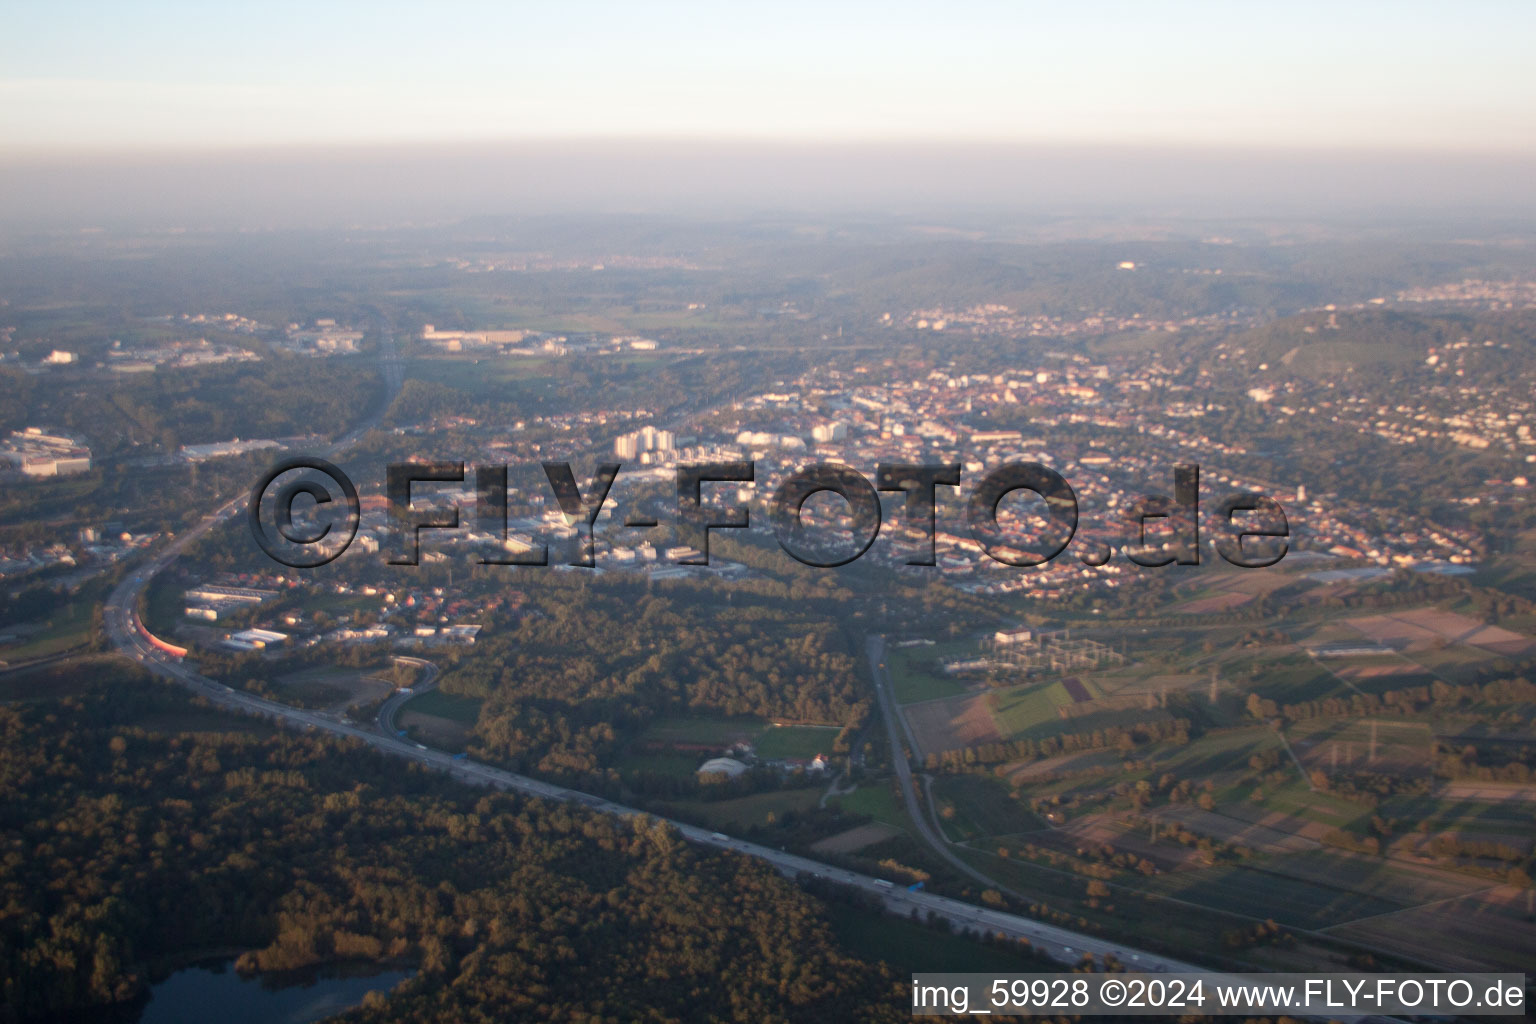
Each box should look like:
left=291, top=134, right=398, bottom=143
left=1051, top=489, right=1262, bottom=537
left=635, top=714, right=766, bottom=746
left=1221, top=649, right=1343, bottom=704
left=1156, top=727, right=1280, bottom=778
left=1138, top=864, right=1406, bottom=930
left=755, top=724, right=839, bottom=760
left=1289, top=718, right=1433, bottom=758
left=402, top=689, right=483, bottom=724
left=931, top=774, right=1048, bottom=841
left=404, top=356, right=559, bottom=392
left=988, top=681, right=1074, bottom=739
left=1004, top=728, right=1279, bottom=805
left=272, top=666, right=392, bottom=709
left=831, top=781, right=911, bottom=830
left=668, top=787, right=824, bottom=830
left=399, top=711, right=471, bottom=753
left=1250, top=779, right=1368, bottom=828
left=948, top=847, right=1231, bottom=954
left=1408, top=645, right=1499, bottom=684
left=613, top=750, right=703, bottom=780
left=1259, top=849, right=1486, bottom=905
left=1375, top=793, right=1535, bottom=832
left=0, top=597, right=95, bottom=661
left=888, top=641, right=975, bottom=704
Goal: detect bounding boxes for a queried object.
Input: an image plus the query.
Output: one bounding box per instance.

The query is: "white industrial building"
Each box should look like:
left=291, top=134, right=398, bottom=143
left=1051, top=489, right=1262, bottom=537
left=696, top=757, right=748, bottom=778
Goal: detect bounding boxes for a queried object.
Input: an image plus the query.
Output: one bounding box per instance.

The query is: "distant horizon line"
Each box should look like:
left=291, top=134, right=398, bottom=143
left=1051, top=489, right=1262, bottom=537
left=5, top=135, right=1536, bottom=167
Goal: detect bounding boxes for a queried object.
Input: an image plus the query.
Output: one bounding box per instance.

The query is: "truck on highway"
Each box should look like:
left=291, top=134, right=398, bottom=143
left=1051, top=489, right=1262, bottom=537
left=452, top=752, right=468, bottom=760
left=710, top=832, right=729, bottom=842
left=873, top=879, right=893, bottom=890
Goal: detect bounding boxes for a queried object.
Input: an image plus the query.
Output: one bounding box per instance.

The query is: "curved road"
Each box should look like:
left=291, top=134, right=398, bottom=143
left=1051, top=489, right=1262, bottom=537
left=866, top=634, right=1030, bottom=893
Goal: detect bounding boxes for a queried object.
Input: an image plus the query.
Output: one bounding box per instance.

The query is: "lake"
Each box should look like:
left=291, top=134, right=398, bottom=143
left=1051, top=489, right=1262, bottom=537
left=136, top=959, right=413, bottom=1024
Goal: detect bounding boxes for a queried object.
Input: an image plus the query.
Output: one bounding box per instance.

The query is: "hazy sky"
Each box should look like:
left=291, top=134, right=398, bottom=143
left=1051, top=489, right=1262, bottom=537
left=3, top=0, right=1534, bottom=153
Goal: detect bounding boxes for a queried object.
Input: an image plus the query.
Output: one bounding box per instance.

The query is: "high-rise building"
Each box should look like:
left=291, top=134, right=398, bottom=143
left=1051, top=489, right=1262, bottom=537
left=615, top=426, right=674, bottom=459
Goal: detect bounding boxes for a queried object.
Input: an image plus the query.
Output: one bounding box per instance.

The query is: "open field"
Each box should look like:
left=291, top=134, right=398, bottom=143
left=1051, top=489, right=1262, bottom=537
left=999, top=745, right=1137, bottom=785
left=1051, top=701, right=1172, bottom=738
left=829, top=781, right=911, bottom=830
left=1404, top=644, right=1515, bottom=686
left=1012, top=811, right=1196, bottom=868
left=930, top=774, right=1048, bottom=841
left=1237, top=780, right=1366, bottom=830
left=401, top=688, right=484, bottom=723
left=1030, top=816, right=1203, bottom=872
left=1346, top=608, right=1536, bottom=657
left=1376, top=790, right=1536, bottom=835
left=989, top=680, right=1082, bottom=737
left=1138, top=863, right=1407, bottom=931
left=1172, top=571, right=1294, bottom=615
left=404, top=355, right=560, bottom=392
left=809, top=822, right=902, bottom=854
left=887, top=640, right=977, bottom=704
left=999, top=727, right=1279, bottom=794
left=1435, top=782, right=1536, bottom=805
left=950, top=847, right=1240, bottom=957
left=1176, top=591, right=1253, bottom=615
left=1091, top=672, right=1204, bottom=700
left=632, top=713, right=766, bottom=749
left=1260, top=849, right=1491, bottom=905
left=1288, top=718, right=1433, bottom=777
left=615, top=716, right=832, bottom=775
left=612, top=750, right=702, bottom=780
left=755, top=724, right=840, bottom=760
left=903, top=692, right=1002, bottom=757
left=1325, top=888, right=1536, bottom=972
left=1188, top=797, right=1336, bottom=843
left=1223, top=648, right=1345, bottom=704
left=1150, top=805, right=1318, bottom=854
left=399, top=710, right=471, bottom=751
left=1154, top=727, right=1280, bottom=780
left=393, top=688, right=480, bottom=751
left=1328, top=660, right=1426, bottom=682
left=666, top=787, right=824, bottom=831
left=0, top=591, right=97, bottom=661
left=277, top=666, right=395, bottom=710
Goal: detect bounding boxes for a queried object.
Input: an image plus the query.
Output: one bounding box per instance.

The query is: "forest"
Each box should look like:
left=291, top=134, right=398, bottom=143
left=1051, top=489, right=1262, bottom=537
left=0, top=660, right=908, bottom=1022
left=443, top=575, right=871, bottom=781
left=0, top=358, right=383, bottom=454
